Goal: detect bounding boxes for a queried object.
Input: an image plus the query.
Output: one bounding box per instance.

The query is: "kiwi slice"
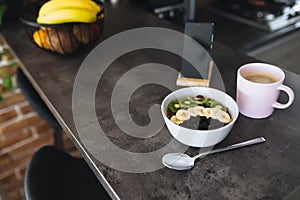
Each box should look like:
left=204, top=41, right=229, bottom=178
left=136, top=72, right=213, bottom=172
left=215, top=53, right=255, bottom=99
left=196, top=97, right=208, bottom=105
left=179, top=98, right=197, bottom=108
left=204, top=98, right=221, bottom=108
left=168, top=100, right=180, bottom=114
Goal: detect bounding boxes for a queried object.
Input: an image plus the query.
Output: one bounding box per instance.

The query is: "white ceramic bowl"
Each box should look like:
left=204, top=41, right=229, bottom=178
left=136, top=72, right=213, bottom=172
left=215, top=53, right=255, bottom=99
left=161, top=87, right=239, bottom=147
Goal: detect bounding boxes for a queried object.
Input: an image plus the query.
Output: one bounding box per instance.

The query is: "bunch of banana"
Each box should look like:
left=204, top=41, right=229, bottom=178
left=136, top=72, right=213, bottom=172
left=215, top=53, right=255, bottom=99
left=37, top=0, right=101, bottom=24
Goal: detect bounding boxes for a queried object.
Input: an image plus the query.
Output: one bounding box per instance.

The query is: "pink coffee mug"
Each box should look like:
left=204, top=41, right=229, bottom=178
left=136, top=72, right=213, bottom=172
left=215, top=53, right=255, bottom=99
left=236, top=63, right=294, bottom=119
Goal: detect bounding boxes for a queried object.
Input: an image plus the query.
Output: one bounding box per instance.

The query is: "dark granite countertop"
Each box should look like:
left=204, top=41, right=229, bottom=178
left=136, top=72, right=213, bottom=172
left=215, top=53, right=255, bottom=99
left=1, top=0, right=300, bottom=199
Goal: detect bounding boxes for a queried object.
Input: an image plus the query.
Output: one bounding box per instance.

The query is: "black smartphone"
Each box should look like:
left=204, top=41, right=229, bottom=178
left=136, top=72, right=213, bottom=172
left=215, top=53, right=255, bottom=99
left=181, top=22, right=214, bottom=79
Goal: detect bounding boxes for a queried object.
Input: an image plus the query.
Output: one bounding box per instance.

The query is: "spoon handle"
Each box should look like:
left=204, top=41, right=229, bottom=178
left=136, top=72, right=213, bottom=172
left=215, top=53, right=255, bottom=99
left=193, top=137, right=266, bottom=160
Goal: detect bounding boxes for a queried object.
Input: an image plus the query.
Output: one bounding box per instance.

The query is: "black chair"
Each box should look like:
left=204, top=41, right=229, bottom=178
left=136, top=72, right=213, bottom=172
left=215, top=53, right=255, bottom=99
left=16, top=68, right=64, bottom=149
left=24, top=146, right=111, bottom=200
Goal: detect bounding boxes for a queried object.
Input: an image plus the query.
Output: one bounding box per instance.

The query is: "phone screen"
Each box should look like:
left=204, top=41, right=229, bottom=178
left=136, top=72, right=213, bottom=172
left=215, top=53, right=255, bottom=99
left=181, top=22, right=214, bottom=79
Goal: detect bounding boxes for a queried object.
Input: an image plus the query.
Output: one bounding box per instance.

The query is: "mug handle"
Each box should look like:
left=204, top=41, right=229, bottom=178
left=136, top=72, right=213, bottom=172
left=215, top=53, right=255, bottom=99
left=273, top=85, right=295, bottom=109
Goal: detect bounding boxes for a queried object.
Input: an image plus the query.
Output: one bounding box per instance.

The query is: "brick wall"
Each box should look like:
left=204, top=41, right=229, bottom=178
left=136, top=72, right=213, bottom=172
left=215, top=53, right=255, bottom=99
left=0, top=36, right=80, bottom=200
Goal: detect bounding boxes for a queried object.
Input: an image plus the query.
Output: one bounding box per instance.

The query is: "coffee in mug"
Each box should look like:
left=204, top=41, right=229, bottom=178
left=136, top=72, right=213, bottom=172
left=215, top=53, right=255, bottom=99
left=236, top=63, right=294, bottom=119
left=243, top=72, right=279, bottom=84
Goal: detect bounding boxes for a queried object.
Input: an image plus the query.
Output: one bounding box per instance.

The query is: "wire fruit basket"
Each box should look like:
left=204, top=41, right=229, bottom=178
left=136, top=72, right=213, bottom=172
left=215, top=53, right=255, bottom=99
left=19, top=0, right=105, bottom=54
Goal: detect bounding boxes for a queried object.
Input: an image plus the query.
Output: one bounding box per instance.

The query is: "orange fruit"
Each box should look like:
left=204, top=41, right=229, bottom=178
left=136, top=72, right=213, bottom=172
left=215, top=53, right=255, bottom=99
left=32, top=29, right=51, bottom=50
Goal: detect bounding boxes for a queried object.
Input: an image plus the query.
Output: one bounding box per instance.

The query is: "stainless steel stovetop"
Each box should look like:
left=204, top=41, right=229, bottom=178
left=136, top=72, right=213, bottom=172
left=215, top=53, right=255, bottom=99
left=210, top=0, right=300, bottom=32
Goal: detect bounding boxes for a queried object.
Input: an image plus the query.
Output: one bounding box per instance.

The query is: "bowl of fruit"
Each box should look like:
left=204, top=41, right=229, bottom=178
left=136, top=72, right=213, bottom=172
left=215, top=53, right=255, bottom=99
left=19, top=0, right=104, bottom=54
left=161, top=87, right=239, bottom=147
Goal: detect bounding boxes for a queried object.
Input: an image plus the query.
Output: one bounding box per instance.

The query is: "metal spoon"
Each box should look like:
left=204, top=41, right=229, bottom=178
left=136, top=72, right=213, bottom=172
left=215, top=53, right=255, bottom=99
left=162, top=137, right=266, bottom=170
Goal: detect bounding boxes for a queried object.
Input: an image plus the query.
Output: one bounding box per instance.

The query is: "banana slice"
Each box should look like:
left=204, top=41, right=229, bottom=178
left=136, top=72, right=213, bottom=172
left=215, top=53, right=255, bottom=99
left=170, top=116, right=183, bottom=125
left=194, top=106, right=211, bottom=118
left=176, top=110, right=191, bottom=121
left=194, top=106, right=205, bottom=116
left=210, top=106, right=222, bottom=119
left=187, top=107, right=198, bottom=117
left=215, top=105, right=222, bottom=110
left=216, top=110, right=231, bottom=123
left=203, top=108, right=211, bottom=118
